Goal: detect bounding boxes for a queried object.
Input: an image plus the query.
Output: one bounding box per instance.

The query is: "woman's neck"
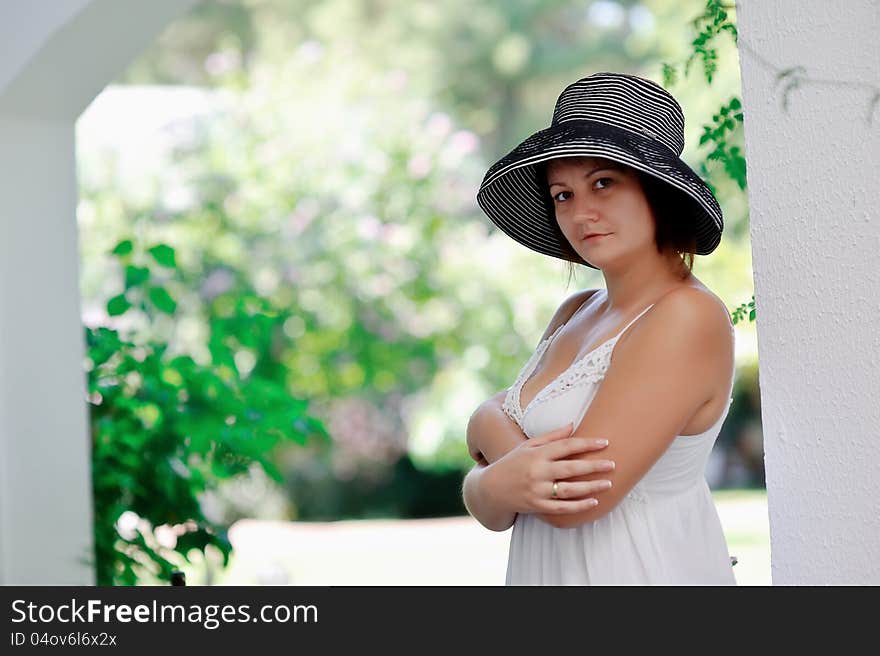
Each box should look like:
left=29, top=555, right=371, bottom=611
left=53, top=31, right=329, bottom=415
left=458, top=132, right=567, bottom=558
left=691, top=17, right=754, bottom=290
left=600, top=253, right=690, bottom=314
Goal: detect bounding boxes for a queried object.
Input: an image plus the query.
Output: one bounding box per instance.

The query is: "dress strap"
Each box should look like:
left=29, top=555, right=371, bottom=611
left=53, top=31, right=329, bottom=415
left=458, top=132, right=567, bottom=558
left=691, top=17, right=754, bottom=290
left=612, top=303, right=655, bottom=343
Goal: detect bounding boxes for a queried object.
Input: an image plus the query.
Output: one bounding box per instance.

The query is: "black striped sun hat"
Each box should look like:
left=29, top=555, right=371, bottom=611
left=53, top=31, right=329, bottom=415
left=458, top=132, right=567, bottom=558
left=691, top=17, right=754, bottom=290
left=476, top=71, right=723, bottom=270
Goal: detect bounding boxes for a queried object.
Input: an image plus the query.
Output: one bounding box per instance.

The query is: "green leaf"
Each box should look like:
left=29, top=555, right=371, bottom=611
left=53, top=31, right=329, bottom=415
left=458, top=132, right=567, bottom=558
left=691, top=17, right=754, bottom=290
left=107, top=294, right=131, bottom=316
left=111, top=240, right=133, bottom=256
left=148, top=286, right=177, bottom=314
left=661, top=63, right=678, bottom=88
left=261, top=459, right=285, bottom=483
left=148, top=244, right=177, bottom=269
left=174, top=527, right=215, bottom=558
left=124, top=265, right=150, bottom=290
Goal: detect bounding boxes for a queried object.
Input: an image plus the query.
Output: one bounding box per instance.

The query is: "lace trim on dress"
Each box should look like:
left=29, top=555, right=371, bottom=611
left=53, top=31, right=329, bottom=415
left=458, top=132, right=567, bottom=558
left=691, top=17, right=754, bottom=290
left=502, top=328, right=562, bottom=427
left=502, top=299, right=655, bottom=428
left=526, top=339, right=615, bottom=412
left=502, top=325, right=618, bottom=428
left=501, top=391, right=522, bottom=427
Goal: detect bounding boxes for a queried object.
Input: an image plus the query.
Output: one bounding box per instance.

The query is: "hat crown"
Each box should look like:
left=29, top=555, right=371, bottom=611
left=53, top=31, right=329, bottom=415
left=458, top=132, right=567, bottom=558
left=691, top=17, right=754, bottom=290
left=551, top=72, right=686, bottom=156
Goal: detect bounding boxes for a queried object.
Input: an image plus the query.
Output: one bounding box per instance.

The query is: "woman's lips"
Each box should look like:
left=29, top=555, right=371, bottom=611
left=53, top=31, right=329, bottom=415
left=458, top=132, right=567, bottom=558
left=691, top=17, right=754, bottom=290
left=583, top=233, right=610, bottom=241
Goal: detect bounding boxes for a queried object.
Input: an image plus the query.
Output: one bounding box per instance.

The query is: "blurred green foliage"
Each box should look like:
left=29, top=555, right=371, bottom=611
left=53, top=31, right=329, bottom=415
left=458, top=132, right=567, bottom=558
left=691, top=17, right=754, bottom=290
left=660, top=1, right=753, bottom=315
left=86, top=239, right=327, bottom=584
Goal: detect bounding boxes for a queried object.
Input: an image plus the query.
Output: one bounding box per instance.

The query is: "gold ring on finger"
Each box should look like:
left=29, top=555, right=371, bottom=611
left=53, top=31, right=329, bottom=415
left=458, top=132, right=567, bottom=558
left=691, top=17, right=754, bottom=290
left=551, top=480, right=559, bottom=499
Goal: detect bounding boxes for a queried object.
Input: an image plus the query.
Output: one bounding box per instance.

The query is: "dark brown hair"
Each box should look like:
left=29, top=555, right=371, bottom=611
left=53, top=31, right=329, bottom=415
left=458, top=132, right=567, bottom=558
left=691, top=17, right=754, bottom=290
left=539, top=160, right=697, bottom=286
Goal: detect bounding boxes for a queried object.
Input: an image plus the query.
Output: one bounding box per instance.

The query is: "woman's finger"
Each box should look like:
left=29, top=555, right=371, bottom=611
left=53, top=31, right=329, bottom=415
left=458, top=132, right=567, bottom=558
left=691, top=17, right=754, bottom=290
left=530, top=422, right=574, bottom=445
left=552, top=457, right=615, bottom=479
left=544, top=479, right=612, bottom=503
left=533, top=479, right=613, bottom=512
left=537, top=494, right=602, bottom=514
left=545, top=436, right=609, bottom=460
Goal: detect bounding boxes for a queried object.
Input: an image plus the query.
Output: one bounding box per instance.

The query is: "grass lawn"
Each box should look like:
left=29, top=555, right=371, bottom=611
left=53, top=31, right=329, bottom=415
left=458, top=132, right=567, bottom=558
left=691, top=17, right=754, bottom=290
left=167, top=488, right=771, bottom=586
left=712, top=488, right=771, bottom=586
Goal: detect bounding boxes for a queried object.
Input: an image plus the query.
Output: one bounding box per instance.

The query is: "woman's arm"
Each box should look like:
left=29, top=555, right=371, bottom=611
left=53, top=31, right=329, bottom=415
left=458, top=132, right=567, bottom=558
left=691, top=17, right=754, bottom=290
left=462, top=391, right=613, bottom=531
left=462, top=288, right=609, bottom=531
left=466, top=390, right=526, bottom=464
left=549, top=288, right=734, bottom=528
left=462, top=391, right=527, bottom=531
left=462, top=464, right=517, bottom=532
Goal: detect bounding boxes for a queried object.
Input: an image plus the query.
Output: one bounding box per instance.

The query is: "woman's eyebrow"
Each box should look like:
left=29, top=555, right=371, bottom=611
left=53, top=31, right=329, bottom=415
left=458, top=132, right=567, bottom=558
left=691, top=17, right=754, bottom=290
left=548, top=165, right=621, bottom=189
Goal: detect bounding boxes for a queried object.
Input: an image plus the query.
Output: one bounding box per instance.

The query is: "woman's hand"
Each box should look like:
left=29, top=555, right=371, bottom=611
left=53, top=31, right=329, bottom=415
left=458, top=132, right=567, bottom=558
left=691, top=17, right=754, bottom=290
left=483, top=422, right=615, bottom=517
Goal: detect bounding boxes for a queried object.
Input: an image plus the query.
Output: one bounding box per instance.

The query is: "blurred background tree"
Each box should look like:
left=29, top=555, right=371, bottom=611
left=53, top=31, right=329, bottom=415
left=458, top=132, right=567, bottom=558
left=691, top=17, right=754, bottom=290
left=77, top=0, right=762, bottom=582
left=87, top=239, right=330, bottom=584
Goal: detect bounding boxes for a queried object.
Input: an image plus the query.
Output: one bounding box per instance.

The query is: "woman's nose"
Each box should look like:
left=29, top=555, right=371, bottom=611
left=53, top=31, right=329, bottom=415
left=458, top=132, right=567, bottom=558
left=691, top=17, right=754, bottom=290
left=570, top=195, right=599, bottom=222
left=572, top=207, right=600, bottom=224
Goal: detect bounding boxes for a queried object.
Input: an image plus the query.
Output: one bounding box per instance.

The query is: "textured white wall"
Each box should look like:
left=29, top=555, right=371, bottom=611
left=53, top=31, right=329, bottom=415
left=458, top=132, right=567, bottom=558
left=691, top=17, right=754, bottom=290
left=736, top=0, right=880, bottom=583
left=0, top=0, right=198, bottom=584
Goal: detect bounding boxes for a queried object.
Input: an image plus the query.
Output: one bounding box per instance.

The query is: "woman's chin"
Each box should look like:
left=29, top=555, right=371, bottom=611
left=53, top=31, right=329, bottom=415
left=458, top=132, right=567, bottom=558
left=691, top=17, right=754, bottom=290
left=577, top=248, right=606, bottom=267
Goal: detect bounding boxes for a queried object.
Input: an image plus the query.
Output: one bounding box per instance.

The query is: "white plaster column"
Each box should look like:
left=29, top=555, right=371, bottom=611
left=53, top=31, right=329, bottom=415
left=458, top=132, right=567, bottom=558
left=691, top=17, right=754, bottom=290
left=0, top=115, right=92, bottom=584
left=0, top=0, right=198, bottom=584
left=736, top=0, right=880, bottom=583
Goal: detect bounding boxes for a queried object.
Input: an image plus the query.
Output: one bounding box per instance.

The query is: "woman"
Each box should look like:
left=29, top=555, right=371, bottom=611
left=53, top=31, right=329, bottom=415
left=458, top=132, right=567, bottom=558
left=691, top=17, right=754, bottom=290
left=462, top=72, right=737, bottom=585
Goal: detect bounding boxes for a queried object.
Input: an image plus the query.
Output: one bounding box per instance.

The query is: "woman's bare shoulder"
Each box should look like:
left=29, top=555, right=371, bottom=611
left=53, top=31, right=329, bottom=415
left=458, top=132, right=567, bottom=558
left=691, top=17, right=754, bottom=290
left=538, top=287, right=603, bottom=342
left=635, top=285, right=734, bottom=376
left=665, top=282, right=733, bottom=331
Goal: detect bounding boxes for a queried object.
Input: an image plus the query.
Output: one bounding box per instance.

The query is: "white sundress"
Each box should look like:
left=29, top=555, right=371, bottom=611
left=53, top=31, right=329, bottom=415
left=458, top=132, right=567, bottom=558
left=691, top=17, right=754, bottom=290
left=501, top=300, right=736, bottom=585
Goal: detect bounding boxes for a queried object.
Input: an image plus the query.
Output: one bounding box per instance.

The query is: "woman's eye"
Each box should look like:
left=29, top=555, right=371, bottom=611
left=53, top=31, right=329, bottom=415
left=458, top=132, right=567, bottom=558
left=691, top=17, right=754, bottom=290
left=552, top=179, right=613, bottom=202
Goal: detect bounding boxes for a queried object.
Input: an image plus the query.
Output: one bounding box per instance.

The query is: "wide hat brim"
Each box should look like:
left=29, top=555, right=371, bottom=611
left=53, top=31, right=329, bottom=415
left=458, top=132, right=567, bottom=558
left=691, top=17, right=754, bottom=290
left=476, top=119, right=723, bottom=270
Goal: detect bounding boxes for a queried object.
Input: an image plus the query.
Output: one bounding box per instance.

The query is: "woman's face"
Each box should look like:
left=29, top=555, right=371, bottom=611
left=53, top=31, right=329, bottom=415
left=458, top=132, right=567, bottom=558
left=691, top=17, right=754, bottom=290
left=546, top=156, right=656, bottom=269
